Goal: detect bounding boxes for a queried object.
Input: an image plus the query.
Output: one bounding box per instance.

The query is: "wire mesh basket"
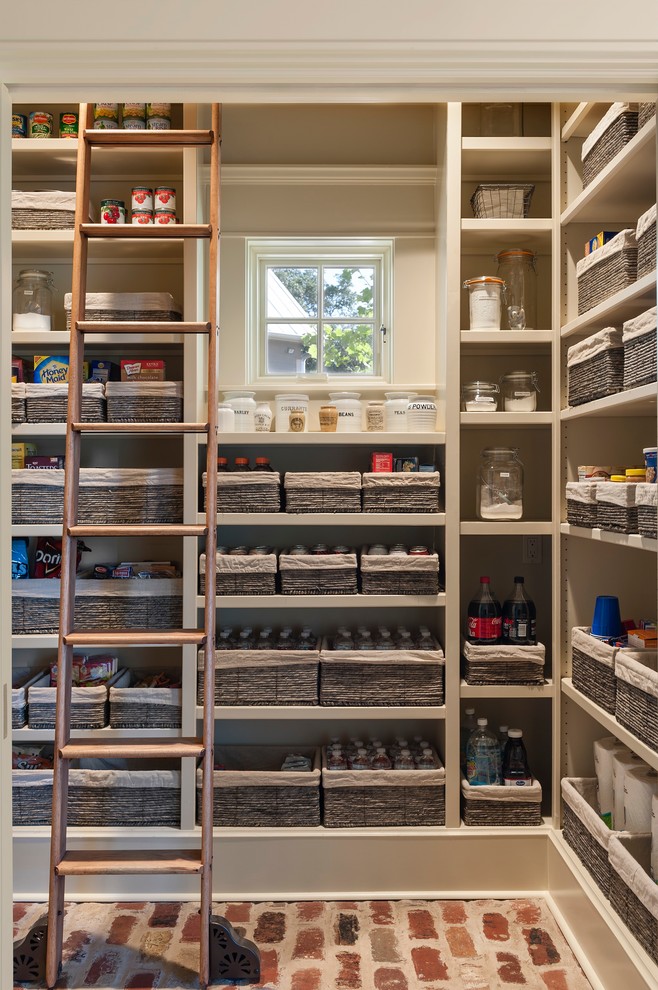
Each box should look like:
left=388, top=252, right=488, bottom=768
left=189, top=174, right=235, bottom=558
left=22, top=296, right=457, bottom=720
left=470, top=183, right=535, bottom=219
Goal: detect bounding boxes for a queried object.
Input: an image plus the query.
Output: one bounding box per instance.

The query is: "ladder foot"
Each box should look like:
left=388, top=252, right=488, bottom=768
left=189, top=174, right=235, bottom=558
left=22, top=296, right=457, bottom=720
left=209, top=915, right=261, bottom=983
left=13, top=915, right=49, bottom=984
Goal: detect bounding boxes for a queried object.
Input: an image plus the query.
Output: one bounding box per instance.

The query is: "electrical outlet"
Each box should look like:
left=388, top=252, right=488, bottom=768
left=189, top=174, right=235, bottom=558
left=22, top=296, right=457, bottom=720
left=523, top=536, right=542, bottom=564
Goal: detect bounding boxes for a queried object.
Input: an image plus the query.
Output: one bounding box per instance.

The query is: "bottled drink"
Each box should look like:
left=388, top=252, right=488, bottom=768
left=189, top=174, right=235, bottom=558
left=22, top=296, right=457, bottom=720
left=415, top=747, right=435, bottom=769
left=416, top=627, right=435, bottom=650
left=502, top=728, right=533, bottom=786
left=234, top=456, right=250, bottom=471
left=276, top=627, right=293, bottom=649
left=375, top=630, right=393, bottom=650
left=502, top=576, right=537, bottom=644
left=460, top=708, right=478, bottom=771
left=355, top=629, right=373, bottom=650
left=217, top=456, right=229, bottom=471
left=298, top=627, right=316, bottom=650
left=217, top=628, right=235, bottom=649
left=467, top=576, right=502, bottom=644
left=333, top=629, right=354, bottom=650
left=349, top=747, right=371, bottom=770
left=498, top=725, right=509, bottom=757
left=394, top=748, right=415, bottom=770
left=253, top=456, right=273, bottom=471
left=372, top=747, right=392, bottom=770
left=237, top=627, right=255, bottom=650
left=465, top=717, right=502, bottom=786
left=257, top=627, right=274, bottom=649
left=327, top=748, right=348, bottom=770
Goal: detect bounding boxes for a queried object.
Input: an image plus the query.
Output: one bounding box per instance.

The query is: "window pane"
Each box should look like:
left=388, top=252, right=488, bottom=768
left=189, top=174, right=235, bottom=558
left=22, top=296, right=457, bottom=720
left=267, top=322, right=318, bottom=375
left=323, top=267, right=375, bottom=319
left=321, top=323, right=374, bottom=375
left=267, top=267, right=318, bottom=318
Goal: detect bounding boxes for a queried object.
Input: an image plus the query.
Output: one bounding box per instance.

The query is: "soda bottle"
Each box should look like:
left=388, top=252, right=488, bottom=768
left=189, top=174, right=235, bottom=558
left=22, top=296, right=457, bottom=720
left=502, top=728, right=533, bottom=786
left=465, top=717, right=502, bottom=785
left=467, top=577, right=502, bottom=644
left=502, top=576, right=537, bottom=645
left=460, top=707, right=478, bottom=771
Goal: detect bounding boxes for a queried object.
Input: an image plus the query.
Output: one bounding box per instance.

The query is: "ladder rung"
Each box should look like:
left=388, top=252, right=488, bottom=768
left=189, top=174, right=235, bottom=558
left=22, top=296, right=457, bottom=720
left=73, top=422, right=209, bottom=434
left=60, top=738, right=205, bottom=760
left=76, top=320, right=211, bottom=334
left=63, top=630, right=206, bottom=647
left=56, top=850, right=203, bottom=876
left=81, top=223, right=211, bottom=239
left=85, top=129, right=214, bottom=148
left=68, top=524, right=207, bottom=537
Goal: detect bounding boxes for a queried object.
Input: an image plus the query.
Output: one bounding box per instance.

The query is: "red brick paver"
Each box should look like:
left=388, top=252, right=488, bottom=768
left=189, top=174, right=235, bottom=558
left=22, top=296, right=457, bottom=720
left=337, top=950, right=362, bottom=988
left=407, top=908, right=438, bottom=939
left=292, top=927, right=324, bottom=959
left=291, top=968, right=322, bottom=990
left=445, top=925, right=477, bottom=958
left=411, top=945, right=449, bottom=982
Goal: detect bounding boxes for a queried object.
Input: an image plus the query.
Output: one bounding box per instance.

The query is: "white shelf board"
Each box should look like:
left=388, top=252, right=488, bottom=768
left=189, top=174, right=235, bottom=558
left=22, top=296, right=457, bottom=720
left=12, top=634, right=57, bottom=649
left=560, top=523, right=657, bottom=553
left=197, top=706, right=446, bottom=721
left=460, top=679, right=555, bottom=699
left=460, top=330, right=553, bottom=352
left=561, top=271, right=656, bottom=339
left=561, top=383, right=657, bottom=420
left=460, top=521, right=552, bottom=536
left=11, top=330, right=185, bottom=347
left=201, top=594, right=446, bottom=609
left=211, top=512, right=445, bottom=527
left=461, top=138, right=552, bottom=177
left=12, top=229, right=186, bottom=261
left=211, top=431, right=445, bottom=446
left=561, top=117, right=657, bottom=224
left=12, top=423, right=66, bottom=437
left=562, top=678, right=658, bottom=772
left=561, top=102, right=606, bottom=142
left=461, top=218, right=552, bottom=252
left=12, top=137, right=184, bottom=178
left=460, top=412, right=552, bottom=427
left=12, top=727, right=184, bottom=741
left=12, top=525, right=64, bottom=537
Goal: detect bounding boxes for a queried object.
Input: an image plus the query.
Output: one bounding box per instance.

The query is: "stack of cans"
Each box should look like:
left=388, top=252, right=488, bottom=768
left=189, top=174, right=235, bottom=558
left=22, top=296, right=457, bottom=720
left=131, top=186, right=177, bottom=225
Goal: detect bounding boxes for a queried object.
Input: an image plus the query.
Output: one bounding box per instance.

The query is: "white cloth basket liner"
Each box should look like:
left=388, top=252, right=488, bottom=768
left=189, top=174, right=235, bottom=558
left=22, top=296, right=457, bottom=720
left=110, top=669, right=181, bottom=707
left=13, top=769, right=180, bottom=789
left=582, top=103, right=638, bottom=159
left=561, top=776, right=618, bottom=847
left=203, top=471, right=281, bottom=490
left=199, top=745, right=321, bottom=787
left=636, top=203, right=657, bottom=240
left=25, top=382, right=105, bottom=399
left=575, top=230, right=637, bottom=279
left=29, top=668, right=126, bottom=706
left=198, top=648, right=319, bottom=670
left=462, top=776, right=542, bottom=803
left=567, top=327, right=624, bottom=368
left=12, top=669, right=49, bottom=710
left=360, top=551, right=439, bottom=573
left=65, top=291, right=181, bottom=314
left=284, top=472, right=361, bottom=490
left=608, top=834, right=658, bottom=918
left=13, top=467, right=183, bottom=489
left=13, top=578, right=182, bottom=600
left=280, top=552, right=357, bottom=571
left=323, top=747, right=445, bottom=788
left=622, top=306, right=657, bottom=343
left=12, top=190, right=77, bottom=211
left=566, top=482, right=598, bottom=505
left=572, top=627, right=617, bottom=670
left=105, top=381, right=183, bottom=398
left=362, top=472, right=440, bottom=489
left=200, top=552, right=277, bottom=575
left=319, top=638, right=444, bottom=666
left=461, top=637, right=545, bottom=665
left=636, top=484, right=658, bottom=507
left=12, top=383, right=26, bottom=399
left=615, top=651, right=658, bottom=699
left=596, top=482, right=637, bottom=508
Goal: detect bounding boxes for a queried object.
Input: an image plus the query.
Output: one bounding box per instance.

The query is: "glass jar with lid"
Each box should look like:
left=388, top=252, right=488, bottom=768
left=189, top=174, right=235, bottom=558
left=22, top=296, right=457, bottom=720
left=461, top=381, right=500, bottom=412
left=499, top=371, right=540, bottom=411
left=495, top=249, right=537, bottom=330
left=477, top=447, right=524, bottom=520
left=13, top=269, right=55, bottom=330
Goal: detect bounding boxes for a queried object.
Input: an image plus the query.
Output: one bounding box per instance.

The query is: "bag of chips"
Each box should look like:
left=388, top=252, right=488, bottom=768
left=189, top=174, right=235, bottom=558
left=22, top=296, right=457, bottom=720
left=11, top=538, right=29, bottom=579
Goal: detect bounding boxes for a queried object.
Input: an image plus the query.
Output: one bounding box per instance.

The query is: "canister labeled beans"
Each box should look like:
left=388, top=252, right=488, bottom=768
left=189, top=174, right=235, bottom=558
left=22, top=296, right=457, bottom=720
left=12, top=114, right=27, bottom=138
left=154, top=211, right=176, bottom=225
left=94, top=103, right=119, bottom=122
left=59, top=112, right=78, bottom=138
left=28, top=111, right=53, bottom=138
left=131, top=210, right=154, bottom=225
left=154, top=186, right=176, bottom=211
left=100, top=199, right=126, bottom=224
left=132, top=187, right=154, bottom=211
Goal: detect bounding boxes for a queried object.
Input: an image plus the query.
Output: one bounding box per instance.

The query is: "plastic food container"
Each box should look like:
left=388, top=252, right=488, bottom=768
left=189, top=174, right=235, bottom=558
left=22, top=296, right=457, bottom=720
left=463, top=276, right=506, bottom=331
left=499, top=371, right=540, bottom=411
left=329, top=392, right=362, bottom=433
left=643, top=447, right=657, bottom=483
left=274, top=393, right=309, bottom=432
left=461, top=381, right=499, bottom=412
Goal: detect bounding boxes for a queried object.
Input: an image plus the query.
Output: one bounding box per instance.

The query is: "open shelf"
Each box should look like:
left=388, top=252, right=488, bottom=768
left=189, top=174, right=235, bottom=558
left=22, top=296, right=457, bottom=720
left=200, top=594, right=446, bottom=609
left=211, top=512, right=446, bottom=527
left=12, top=137, right=185, bottom=179
left=560, top=523, right=657, bottom=553
left=11, top=331, right=185, bottom=348
left=460, top=330, right=553, bottom=353
left=561, top=271, right=656, bottom=339
left=562, top=678, right=658, bottom=772
left=561, top=383, right=657, bottom=419
left=12, top=229, right=188, bottom=260
left=460, top=412, right=552, bottom=427
left=210, top=431, right=446, bottom=446
left=12, top=525, right=64, bottom=537
left=460, top=679, right=555, bottom=699
left=460, top=218, right=552, bottom=252
left=461, top=137, right=552, bottom=176
left=460, top=521, right=553, bottom=535
left=12, top=727, right=184, bottom=742
left=561, top=103, right=607, bottom=142
left=196, top=705, right=446, bottom=721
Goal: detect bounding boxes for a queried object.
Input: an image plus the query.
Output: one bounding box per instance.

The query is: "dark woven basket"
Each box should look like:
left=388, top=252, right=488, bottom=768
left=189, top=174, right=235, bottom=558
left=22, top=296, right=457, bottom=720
left=279, top=555, right=358, bottom=596
left=638, top=219, right=656, bottom=279
left=12, top=387, right=26, bottom=424
left=562, top=802, right=611, bottom=898
left=197, top=649, right=319, bottom=706
left=362, top=473, right=441, bottom=514
left=283, top=474, right=362, bottom=514
left=12, top=208, right=75, bottom=229
left=596, top=503, right=638, bottom=535
left=637, top=504, right=658, bottom=539
left=623, top=328, right=656, bottom=390
left=577, top=247, right=637, bottom=315
left=106, top=393, right=183, bottom=423
left=609, top=836, right=658, bottom=964
left=109, top=673, right=182, bottom=729
left=639, top=102, right=656, bottom=129
left=324, top=783, right=445, bottom=827
left=361, top=572, right=439, bottom=595
left=572, top=645, right=616, bottom=714
left=28, top=696, right=108, bottom=730
left=461, top=777, right=542, bottom=826
left=205, top=472, right=282, bottom=514
left=319, top=658, right=444, bottom=706
left=615, top=655, right=658, bottom=751
left=200, top=572, right=277, bottom=595
left=567, top=350, right=624, bottom=405
left=66, top=308, right=181, bottom=330
left=566, top=500, right=598, bottom=529
left=582, top=107, right=639, bottom=186
left=462, top=660, right=544, bottom=686
left=12, top=703, right=27, bottom=729
left=26, top=393, right=106, bottom=424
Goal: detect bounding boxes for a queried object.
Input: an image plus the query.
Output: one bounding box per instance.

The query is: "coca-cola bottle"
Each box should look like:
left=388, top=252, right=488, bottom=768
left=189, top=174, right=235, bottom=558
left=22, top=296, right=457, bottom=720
left=502, top=576, right=536, bottom=644
left=467, top=576, right=502, bottom=644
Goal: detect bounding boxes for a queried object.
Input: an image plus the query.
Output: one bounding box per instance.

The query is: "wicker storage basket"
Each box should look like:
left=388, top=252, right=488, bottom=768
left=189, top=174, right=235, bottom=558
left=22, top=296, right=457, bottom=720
left=11, top=383, right=26, bottom=424
left=27, top=668, right=126, bottom=729
left=283, top=472, right=361, bottom=514
left=562, top=776, right=621, bottom=897
left=615, top=650, right=658, bottom=751
left=566, top=481, right=598, bottom=529
left=636, top=484, right=657, bottom=539
left=462, top=638, right=546, bottom=686
left=13, top=768, right=180, bottom=827
left=12, top=467, right=183, bottom=525
left=360, top=548, right=440, bottom=596
left=362, top=471, right=441, bottom=513
left=64, top=291, right=182, bottom=328
left=462, top=775, right=542, bottom=826
left=12, top=189, right=76, bottom=229
left=595, top=481, right=638, bottom=535
left=609, top=834, right=658, bottom=963
left=109, top=669, right=182, bottom=729
left=197, top=644, right=319, bottom=707
left=25, top=382, right=106, bottom=423
left=639, top=102, right=656, bottom=129
left=12, top=578, right=183, bottom=636
left=576, top=230, right=638, bottom=315
left=203, top=470, right=281, bottom=514
left=636, top=204, right=656, bottom=279
left=319, top=637, right=444, bottom=707
left=581, top=103, right=639, bottom=187
left=279, top=549, right=358, bottom=595
left=12, top=669, right=49, bottom=729
left=622, top=306, right=656, bottom=391
left=567, top=327, right=624, bottom=406
left=470, top=183, right=534, bottom=219
left=105, top=380, right=183, bottom=423
left=323, top=747, right=445, bottom=827
left=199, top=551, right=277, bottom=596
left=571, top=626, right=618, bottom=714
left=198, top=746, right=321, bottom=827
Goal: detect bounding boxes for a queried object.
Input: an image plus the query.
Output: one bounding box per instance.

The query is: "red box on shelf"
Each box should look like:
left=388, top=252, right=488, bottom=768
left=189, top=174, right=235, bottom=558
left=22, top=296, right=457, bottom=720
left=371, top=452, right=393, bottom=472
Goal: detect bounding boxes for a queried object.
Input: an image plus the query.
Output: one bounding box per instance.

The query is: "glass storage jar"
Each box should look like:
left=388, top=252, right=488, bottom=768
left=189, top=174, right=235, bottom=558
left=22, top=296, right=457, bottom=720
left=461, top=381, right=500, bottom=412
left=499, top=371, right=540, bottom=411
left=13, top=269, right=55, bottom=330
left=223, top=391, right=256, bottom=432
left=481, top=103, right=522, bottom=137
left=477, top=447, right=524, bottom=520
left=463, top=276, right=505, bottom=331
left=495, top=249, right=537, bottom=330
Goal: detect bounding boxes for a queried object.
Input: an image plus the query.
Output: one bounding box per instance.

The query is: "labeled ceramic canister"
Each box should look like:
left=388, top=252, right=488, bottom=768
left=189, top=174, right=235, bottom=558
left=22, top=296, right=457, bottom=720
left=59, top=112, right=78, bottom=138
left=154, top=210, right=177, bottom=225
left=131, top=210, right=154, bottom=225
left=28, top=111, right=53, bottom=138
left=132, top=186, right=154, bottom=211
left=12, top=114, right=27, bottom=138
left=154, top=186, right=176, bottom=211
left=100, top=199, right=126, bottom=224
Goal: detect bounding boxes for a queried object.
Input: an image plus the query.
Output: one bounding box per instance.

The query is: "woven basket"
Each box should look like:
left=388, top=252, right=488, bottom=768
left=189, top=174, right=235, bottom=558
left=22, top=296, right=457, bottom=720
left=581, top=103, right=639, bottom=186
left=565, top=482, right=598, bottom=529
left=199, top=551, right=277, bottom=596
left=64, top=291, right=182, bottom=329
left=636, top=484, right=657, bottom=539
left=109, top=669, right=182, bottom=729
left=470, top=183, right=534, bottom=219
left=615, top=650, right=658, bottom=751
left=576, top=230, right=638, bottom=315
left=562, top=777, right=621, bottom=897
left=12, top=669, right=49, bottom=729
left=360, top=548, right=440, bottom=596
left=197, top=746, right=321, bottom=827
left=609, top=834, right=658, bottom=963
left=571, top=626, right=618, bottom=714
left=323, top=747, right=445, bottom=827
left=462, top=638, right=545, bottom=686
left=27, top=668, right=126, bottom=729
left=595, top=482, right=638, bottom=535
left=461, top=776, right=542, bottom=826
left=319, top=637, right=444, bottom=706
left=12, top=467, right=183, bottom=525
left=362, top=472, right=441, bottom=513
left=279, top=550, right=358, bottom=595
left=11, top=383, right=26, bottom=424
left=623, top=306, right=656, bottom=391
left=106, top=381, right=183, bottom=423
left=12, top=189, right=76, bottom=229
left=203, top=471, right=281, bottom=514
left=197, top=646, right=319, bottom=706
left=636, top=204, right=656, bottom=279
left=283, top=472, right=362, bottom=514
left=25, top=382, right=106, bottom=423
left=639, top=102, right=656, bottom=129
left=12, top=578, right=183, bottom=636
left=567, top=327, right=624, bottom=406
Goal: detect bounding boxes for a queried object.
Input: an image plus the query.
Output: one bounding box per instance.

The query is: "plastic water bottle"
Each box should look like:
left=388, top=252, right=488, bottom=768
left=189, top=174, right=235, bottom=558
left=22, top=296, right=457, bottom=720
left=394, top=748, right=415, bottom=770
left=355, top=629, right=373, bottom=650
left=502, top=728, right=533, bottom=786
left=217, top=628, right=235, bottom=649
left=415, top=747, right=435, bottom=769
left=333, top=628, right=354, bottom=650
left=237, top=627, right=255, bottom=649
left=276, top=627, right=293, bottom=649
left=465, top=717, right=502, bottom=785
left=298, top=627, right=316, bottom=650
left=371, top=747, right=393, bottom=770
left=416, top=626, right=435, bottom=649
left=327, top=748, right=348, bottom=770
left=498, top=725, right=509, bottom=758
left=460, top=708, right=478, bottom=771
left=349, top=747, right=371, bottom=770
left=257, top=628, right=274, bottom=649
left=375, top=630, right=394, bottom=650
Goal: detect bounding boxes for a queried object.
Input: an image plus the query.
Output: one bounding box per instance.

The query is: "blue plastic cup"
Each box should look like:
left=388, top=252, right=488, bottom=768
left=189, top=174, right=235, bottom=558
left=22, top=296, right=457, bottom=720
left=591, top=595, right=623, bottom=640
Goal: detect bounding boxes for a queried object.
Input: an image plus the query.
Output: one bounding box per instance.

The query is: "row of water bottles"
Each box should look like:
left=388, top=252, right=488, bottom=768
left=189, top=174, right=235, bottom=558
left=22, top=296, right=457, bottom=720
left=216, top=626, right=317, bottom=650
left=461, top=708, right=533, bottom=786
left=332, top=625, right=436, bottom=651
left=326, top=735, right=436, bottom=770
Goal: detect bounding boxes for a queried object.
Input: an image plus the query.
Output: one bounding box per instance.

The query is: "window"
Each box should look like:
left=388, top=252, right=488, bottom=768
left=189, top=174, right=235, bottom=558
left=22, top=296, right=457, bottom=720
left=247, top=239, right=392, bottom=383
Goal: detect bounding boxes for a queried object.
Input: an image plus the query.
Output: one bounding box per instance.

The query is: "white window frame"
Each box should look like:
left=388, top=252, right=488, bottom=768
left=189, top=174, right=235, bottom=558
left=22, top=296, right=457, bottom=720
left=247, top=238, right=393, bottom=386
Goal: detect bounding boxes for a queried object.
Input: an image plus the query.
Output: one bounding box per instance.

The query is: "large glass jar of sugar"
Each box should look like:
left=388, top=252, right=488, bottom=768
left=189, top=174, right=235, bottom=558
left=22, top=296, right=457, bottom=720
left=499, top=371, right=540, bottom=411
left=13, top=269, right=54, bottom=330
left=477, top=447, right=524, bottom=520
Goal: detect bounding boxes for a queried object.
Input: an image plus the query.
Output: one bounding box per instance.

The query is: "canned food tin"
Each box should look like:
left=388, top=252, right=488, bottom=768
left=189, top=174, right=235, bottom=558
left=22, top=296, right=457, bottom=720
left=154, top=211, right=176, bottom=225
left=122, top=117, right=146, bottom=130
left=132, top=186, right=153, bottom=211
left=12, top=114, right=27, bottom=138
left=59, top=112, right=78, bottom=138
left=147, top=117, right=171, bottom=131
left=131, top=210, right=154, bottom=225
left=94, top=102, right=119, bottom=122
left=28, top=111, right=53, bottom=138
left=154, top=186, right=176, bottom=210
left=332, top=545, right=351, bottom=554
left=409, top=546, right=430, bottom=556
left=93, top=119, right=119, bottom=130
left=311, top=544, right=329, bottom=555
left=100, top=199, right=126, bottom=224
left=122, top=102, right=146, bottom=120
left=146, top=102, right=171, bottom=120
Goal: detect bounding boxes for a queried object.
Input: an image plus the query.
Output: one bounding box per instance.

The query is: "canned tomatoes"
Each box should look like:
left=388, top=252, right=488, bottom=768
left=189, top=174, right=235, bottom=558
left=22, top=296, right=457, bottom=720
left=154, top=186, right=176, bottom=210
left=12, top=114, right=27, bottom=138
left=131, top=187, right=153, bottom=211
left=100, top=199, right=126, bottom=224
left=131, top=211, right=154, bottom=225
left=28, top=111, right=53, bottom=138
left=154, top=211, right=176, bottom=225
left=59, top=112, right=79, bottom=138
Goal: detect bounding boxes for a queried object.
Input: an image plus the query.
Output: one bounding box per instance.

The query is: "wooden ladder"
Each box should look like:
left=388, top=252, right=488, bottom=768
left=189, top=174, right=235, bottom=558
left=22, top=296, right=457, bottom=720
left=45, top=104, right=220, bottom=989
